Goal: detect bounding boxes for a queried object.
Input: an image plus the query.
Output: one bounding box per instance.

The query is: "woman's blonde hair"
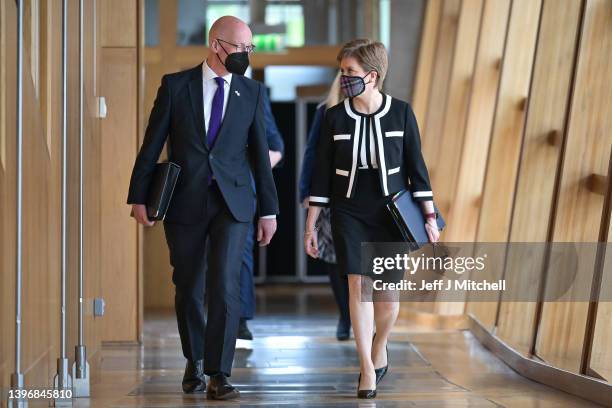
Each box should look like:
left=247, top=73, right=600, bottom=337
left=336, top=39, right=388, bottom=90
left=325, top=72, right=344, bottom=110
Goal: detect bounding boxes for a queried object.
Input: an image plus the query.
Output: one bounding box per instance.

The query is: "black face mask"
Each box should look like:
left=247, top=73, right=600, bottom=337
left=216, top=40, right=250, bottom=75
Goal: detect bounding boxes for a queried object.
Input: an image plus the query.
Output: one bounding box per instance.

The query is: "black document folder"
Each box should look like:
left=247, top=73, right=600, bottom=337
left=130, top=162, right=181, bottom=221
left=387, top=189, right=445, bottom=249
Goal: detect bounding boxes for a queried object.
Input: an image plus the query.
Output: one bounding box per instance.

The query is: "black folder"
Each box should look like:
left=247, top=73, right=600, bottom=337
left=387, top=189, right=445, bottom=249
left=130, top=162, right=181, bottom=221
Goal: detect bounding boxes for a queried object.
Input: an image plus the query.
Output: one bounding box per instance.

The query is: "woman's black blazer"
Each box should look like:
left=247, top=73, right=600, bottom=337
left=309, top=93, right=433, bottom=207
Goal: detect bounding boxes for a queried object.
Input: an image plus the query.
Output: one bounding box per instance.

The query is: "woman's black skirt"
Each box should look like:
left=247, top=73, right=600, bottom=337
left=330, top=169, right=405, bottom=284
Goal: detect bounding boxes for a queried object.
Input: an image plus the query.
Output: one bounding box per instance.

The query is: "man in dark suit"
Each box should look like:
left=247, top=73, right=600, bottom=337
left=127, top=16, right=278, bottom=400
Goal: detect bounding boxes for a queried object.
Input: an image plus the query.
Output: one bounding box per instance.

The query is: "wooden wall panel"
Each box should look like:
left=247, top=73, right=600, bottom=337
left=431, top=0, right=483, bottom=217
left=99, top=47, right=139, bottom=342
left=536, top=0, right=612, bottom=373
left=142, top=0, right=176, bottom=310
left=590, top=296, right=612, bottom=379
left=417, top=0, right=484, bottom=316
left=443, top=0, right=510, bottom=242
left=1, top=0, right=139, bottom=393
left=589, top=212, right=612, bottom=380
left=465, top=0, right=543, bottom=328
left=411, top=0, right=442, bottom=124
left=495, top=0, right=583, bottom=355
left=0, top=0, right=17, bottom=389
left=1, top=0, right=63, bottom=389
left=421, top=0, right=460, bottom=171
left=99, top=0, right=137, bottom=48
left=0, top=0, right=6, bottom=169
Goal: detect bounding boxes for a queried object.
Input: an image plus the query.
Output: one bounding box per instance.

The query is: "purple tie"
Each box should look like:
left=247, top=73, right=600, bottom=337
left=207, top=76, right=225, bottom=148
left=207, top=77, right=225, bottom=185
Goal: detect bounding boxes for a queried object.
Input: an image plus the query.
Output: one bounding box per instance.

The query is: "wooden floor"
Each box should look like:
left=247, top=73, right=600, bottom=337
left=74, top=285, right=601, bottom=407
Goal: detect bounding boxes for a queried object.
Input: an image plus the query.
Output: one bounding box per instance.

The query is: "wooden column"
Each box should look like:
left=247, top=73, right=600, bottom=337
left=466, top=0, right=543, bottom=327
left=535, top=0, right=612, bottom=373
left=496, top=0, right=583, bottom=355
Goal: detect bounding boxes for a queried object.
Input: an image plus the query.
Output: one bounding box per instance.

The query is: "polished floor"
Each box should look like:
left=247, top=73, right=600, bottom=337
left=77, top=285, right=601, bottom=407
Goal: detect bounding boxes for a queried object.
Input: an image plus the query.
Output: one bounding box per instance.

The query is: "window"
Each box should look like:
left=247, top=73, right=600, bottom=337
left=264, top=2, right=304, bottom=48
left=204, top=1, right=250, bottom=46
left=174, top=0, right=305, bottom=49
left=145, top=0, right=160, bottom=46
left=177, top=0, right=251, bottom=46
left=264, top=65, right=336, bottom=101
left=379, top=0, right=390, bottom=49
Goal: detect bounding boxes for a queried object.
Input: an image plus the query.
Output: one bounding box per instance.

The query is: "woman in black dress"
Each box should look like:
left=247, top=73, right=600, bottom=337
left=304, top=39, right=440, bottom=399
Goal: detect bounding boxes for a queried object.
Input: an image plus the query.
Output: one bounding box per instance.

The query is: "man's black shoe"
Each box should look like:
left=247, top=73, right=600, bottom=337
left=237, top=318, right=253, bottom=340
left=182, top=359, right=206, bottom=393
left=206, top=374, right=240, bottom=400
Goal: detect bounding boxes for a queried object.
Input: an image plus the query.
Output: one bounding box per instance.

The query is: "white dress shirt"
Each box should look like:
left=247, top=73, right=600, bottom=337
left=202, top=60, right=232, bottom=130
left=202, top=60, right=276, bottom=220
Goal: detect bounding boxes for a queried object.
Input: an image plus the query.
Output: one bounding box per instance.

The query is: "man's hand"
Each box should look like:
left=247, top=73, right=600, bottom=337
left=132, top=204, right=155, bottom=227
left=257, top=217, right=277, bottom=246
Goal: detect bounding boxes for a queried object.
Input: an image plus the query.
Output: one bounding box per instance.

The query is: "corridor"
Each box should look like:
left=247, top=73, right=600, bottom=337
left=84, top=286, right=599, bottom=407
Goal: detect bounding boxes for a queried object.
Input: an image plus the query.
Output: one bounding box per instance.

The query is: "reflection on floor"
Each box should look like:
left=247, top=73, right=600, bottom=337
left=82, top=285, right=601, bottom=407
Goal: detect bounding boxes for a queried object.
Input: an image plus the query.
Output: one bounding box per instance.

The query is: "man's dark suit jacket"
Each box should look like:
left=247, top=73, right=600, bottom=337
left=126, top=63, right=279, bottom=224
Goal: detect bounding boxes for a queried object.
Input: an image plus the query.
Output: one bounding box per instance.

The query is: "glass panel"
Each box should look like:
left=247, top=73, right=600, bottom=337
left=144, top=0, right=160, bottom=46
left=379, top=0, right=390, bottom=49
left=172, top=0, right=361, bottom=48
left=264, top=66, right=336, bottom=101
left=176, top=0, right=250, bottom=46
left=177, top=0, right=209, bottom=46
left=264, top=2, right=304, bottom=48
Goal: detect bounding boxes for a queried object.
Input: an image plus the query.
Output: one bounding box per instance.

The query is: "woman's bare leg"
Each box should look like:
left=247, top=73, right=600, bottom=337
left=372, top=300, right=399, bottom=369
left=348, top=274, right=376, bottom=390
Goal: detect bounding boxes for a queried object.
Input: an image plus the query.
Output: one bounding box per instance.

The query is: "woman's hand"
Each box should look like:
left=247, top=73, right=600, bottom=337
left=304, top=205, right=322, bottom=257
left=304, top=229, right=319, bottom=258
left=425, top=218, right=440, bottom=243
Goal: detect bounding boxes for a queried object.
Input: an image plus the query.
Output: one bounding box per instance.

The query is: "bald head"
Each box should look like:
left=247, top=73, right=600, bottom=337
left=206, top=16, right=253, bottom=76
left=209, top=16, right=252, bottom=47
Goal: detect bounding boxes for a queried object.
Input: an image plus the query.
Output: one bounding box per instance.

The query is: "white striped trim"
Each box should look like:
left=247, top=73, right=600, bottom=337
left=333, top=134, right=351, bottom=141
left=369, top=121, right=378, bottom=168
left=335, top=169, right=349, bottom=176
left=385, top=130, right=404, bottom=138
left=387, top=167, right=400, bottom=175
left=373, top=95, right=392, bottom=195
left=344, top=99, right=361, bottom=198
left=309, top=196, right=330, bottom=203
left=412, top=191, right=433, bottom=198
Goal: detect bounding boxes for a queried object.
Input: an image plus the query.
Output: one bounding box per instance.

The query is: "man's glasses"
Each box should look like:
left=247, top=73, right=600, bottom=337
left=216, top=38, right=256, bottom=54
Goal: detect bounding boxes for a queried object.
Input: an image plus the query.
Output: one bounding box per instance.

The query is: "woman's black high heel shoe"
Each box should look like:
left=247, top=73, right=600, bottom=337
left=357, top=373, right=377, bottom=399
left=372, top=333, right=389, bottom=385
left=374, top=344, right=388, bottom=384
